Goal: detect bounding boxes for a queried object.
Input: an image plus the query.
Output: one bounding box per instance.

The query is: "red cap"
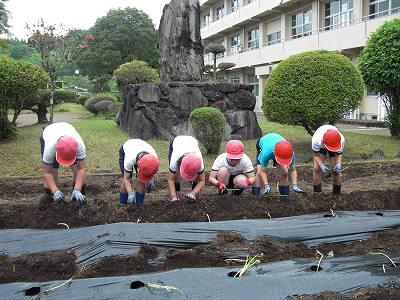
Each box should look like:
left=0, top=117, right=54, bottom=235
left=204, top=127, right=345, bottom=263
left=225, top=140, right=245, bottom=159
left=323, top=129, right=342, bottom=152
left=56, top=136, right=78, bottom=166
left=180, top=153, right=202, bottom=181
left=137, top=154, right=160, bottom=183
left=274, top=140, right=293, bottom=166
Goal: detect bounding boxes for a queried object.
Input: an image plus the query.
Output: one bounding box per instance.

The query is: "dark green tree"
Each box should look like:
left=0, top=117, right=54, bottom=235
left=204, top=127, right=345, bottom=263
left=358, top=19, right=400, bottom=137
left=0, top=0, right=9, bottom=34
left=0, top=56, right=48, bottom=138
left=77, top=8, right=159, bottom=92
left=263, top=50, right=364, bottom=135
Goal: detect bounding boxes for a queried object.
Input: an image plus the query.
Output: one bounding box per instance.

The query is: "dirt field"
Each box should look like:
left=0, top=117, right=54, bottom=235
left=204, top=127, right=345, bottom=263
left=1, top=161, right=400, bottom=299
left=0, top=161, right=399, bottom=229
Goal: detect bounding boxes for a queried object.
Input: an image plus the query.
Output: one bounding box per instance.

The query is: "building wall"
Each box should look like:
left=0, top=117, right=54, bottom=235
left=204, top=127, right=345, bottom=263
left=200, top=0, right=400, bottom=118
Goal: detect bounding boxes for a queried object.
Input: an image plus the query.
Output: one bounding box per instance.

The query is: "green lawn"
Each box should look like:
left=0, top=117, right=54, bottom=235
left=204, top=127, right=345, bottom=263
left=1, top=108, right=399, bottom=177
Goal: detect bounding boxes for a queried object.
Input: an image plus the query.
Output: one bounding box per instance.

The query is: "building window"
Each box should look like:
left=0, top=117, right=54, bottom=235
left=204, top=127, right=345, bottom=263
left=324, top=0, right=353, bottom=30
left=247, top=27, right=260, bottom=50
left=267, top=31, right=281, bottom=45
left=291, top=9, right=312, bottom=38
left=216, top=3, right=225, bottom=20
left=230, top=35, right=241, bottom=55
left=229, top=74, right=241, bottom=83
left=202, top=14, right=210, bottom=27
left=369, top=0, right=400, bottom=19
left=231, top=0, right=239, bottom=12
left=247, top=74, right=259, bottom=97
left=215, top=41, right=225, bottom=59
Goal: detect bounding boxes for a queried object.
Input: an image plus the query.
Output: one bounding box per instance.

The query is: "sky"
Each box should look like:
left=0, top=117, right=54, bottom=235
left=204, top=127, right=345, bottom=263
left=4, top=0, right=171, bottom=39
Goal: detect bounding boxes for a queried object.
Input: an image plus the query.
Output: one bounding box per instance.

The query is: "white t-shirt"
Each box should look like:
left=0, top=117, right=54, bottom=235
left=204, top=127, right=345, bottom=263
left=123, top=139, right=158, bottom=173
left=42, top=122, right=86, bottom=164
left=169, top=136, right=204, bottom=173
left=312, top=125, right=345, bottom=153
left=212, top=153, right=254, bottom=175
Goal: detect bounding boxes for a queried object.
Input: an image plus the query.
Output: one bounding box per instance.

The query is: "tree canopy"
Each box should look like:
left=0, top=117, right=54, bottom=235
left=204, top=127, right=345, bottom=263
left=263, top=50, right=364, bottom=135
left=358, top=19, right=400, bottom=137
left=0, top=0, right=9, bottom=34
left=77, top=7, right=159, bottom=84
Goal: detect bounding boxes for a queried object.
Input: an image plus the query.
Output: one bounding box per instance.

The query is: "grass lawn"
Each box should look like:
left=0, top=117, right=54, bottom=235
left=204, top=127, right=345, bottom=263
left=1, top=105, right=399, bottom=177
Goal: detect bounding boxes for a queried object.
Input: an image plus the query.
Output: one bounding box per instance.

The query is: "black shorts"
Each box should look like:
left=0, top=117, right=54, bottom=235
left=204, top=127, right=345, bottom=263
left=315, top=149, right=342, bottom=158
left=119, top=146, right=135, bottom=177
left=227, top=174, right=245, bottom=189
left=40, top=134, right=59, bottom=169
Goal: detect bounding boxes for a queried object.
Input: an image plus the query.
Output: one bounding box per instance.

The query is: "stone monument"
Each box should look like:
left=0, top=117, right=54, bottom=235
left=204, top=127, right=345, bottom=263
left=118, top=0, right=262, bottom=140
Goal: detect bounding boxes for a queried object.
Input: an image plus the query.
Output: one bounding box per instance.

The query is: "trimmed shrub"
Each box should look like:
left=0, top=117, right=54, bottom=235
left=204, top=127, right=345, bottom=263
left=113, top=60, right=159, bottom=87
left=84, top=95, right=117, bottom=114
left=94, top=100, right=114, bottom=113
left=263, top=50, right=364, bottom=135
left=358, top=19, right=400, bottom=137
left=77, top=95, right=90, bottom=106
left=54, top=89, right=78, bottom=103
left=189, top=107, right=225, bottom=155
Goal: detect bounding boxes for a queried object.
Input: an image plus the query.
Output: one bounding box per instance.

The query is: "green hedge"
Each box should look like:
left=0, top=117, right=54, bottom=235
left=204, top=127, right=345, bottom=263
left=189, top=107, right=225, bottom=155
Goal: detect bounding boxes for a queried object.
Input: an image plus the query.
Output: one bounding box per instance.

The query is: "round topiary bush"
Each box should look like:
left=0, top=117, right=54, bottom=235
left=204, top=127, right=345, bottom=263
left=54, top=89, right=78, bottom=103
left=263, top=50, right=364, bottom=135
left=113, top=60, right=160, bottom=87
left=189, top=107, right=225, bottom=155
left=77, top=95, right=90, bottom=106
left=84, top=95, right=117, bottom=114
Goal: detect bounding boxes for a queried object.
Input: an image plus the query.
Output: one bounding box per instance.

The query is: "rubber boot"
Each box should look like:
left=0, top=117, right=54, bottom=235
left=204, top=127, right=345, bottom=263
left=313, top=184, right=322, bottom=193
left=119, top=192, right=128, bottom=205
left=135, top=192, right=145, bottom=206
left=252, top=186, right=261, bottom=196
left=333, top=184, right=341, bottom=195
left=279, top=185, right=290, bottom=196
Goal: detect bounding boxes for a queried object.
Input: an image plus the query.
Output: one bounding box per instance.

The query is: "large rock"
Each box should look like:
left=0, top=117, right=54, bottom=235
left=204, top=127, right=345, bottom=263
left=169, top=85, right=208, bottom=111
left=118, top=82, right=262, bottom=140
left=225, top=110, right=262, bottom=139
left=138, top=83, right=161, bottom=103
left=158, top=0, right=204, bottom=81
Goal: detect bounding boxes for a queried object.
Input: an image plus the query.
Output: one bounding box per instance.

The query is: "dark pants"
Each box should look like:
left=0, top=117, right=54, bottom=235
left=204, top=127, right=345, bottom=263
left=40, top=135, right=59, bottom=169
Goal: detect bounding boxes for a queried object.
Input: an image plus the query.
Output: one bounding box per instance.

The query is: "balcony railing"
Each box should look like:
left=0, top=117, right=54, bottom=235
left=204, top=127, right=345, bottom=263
left=202, top=8, right=400, bottom=65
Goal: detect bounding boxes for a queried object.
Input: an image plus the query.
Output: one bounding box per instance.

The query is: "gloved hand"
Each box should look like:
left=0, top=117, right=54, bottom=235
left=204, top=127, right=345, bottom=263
left=320, top=164, right=331, bottom=177
left=71, top=189, right=86, bottom=204
left=127, top=192, right=136, bottom=204
left=262, top=184, right=271, bottom=195
left=171, top=195, right=179, bottom=202
left=217, top=181, right=227, bottom=192
left=53, top=189, right=64, bottom=203
left=237, top=179, right=249, bottom=189
left=333, top=163, right=341, bottom=174
left=292, top=184, right=303, bottom=193
left=186, top=191, right=199, bottom=201
left=146, top=180, right=156, bottom=192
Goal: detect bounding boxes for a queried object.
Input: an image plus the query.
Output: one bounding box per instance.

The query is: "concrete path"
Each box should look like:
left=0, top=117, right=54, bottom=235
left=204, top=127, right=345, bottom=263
left=8, top=113, right=85, bottom=127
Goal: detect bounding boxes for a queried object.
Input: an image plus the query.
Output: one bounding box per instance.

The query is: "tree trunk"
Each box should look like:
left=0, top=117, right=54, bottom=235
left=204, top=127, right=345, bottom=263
left=213, top=54, right=217, bottom=81
left=0, top=97, right=8, bottom=139
left=36, top=102, right=49, bottom=124
left=49, top=84, right=55, bottom=123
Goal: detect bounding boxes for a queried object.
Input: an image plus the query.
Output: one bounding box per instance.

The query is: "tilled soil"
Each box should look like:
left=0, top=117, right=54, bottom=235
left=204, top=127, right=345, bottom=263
left=290, top=284, right=400, bottom=299
left=2, top=228, right=400, bottom=283
left=0, top=188, right=399, bottom=229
